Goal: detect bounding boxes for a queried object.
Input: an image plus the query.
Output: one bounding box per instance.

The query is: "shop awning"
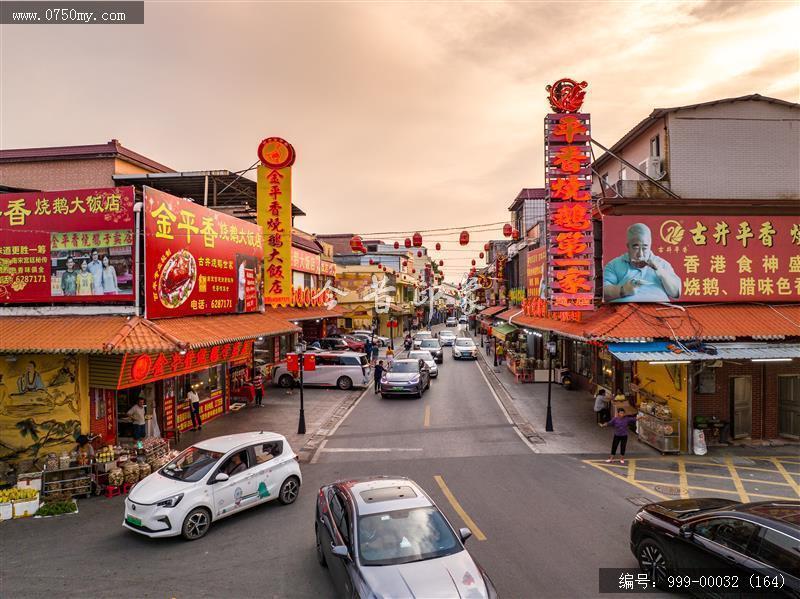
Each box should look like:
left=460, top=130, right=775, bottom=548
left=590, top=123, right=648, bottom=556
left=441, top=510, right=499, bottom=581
left=479, top=305, right=506, bottom=317
left=270, top=304, right=345, bottom=322
left=496, top=308, right=524, bottom=322
left=492, top=322, right=518, bottom=340
left=608, top=342, right=800, bottom=362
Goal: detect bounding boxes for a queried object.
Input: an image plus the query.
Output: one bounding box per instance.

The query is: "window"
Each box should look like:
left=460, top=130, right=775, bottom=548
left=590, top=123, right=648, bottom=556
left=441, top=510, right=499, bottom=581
left=574, top=342, right=592, bottom=378
left=694, top=518, right=760, bottom=554
left=252, top=441, right=283, bottom=464
left=292, top=271, right=305, bottom=289
left=330, top=494, right=351, bottom=547
left=697, top=368, right=717, bottom=394
left=279, top=334, right=292, bottom=360
left=650, top=135, right=660, bottom=158
left=161, top=447, right=223, bottom=482
left=754, top=528, right=800, bottom=577
left=618, top=167, right=628, bottom=181
left=254, top=336, right=276, bottom=366
left=344, top=318, right=353, bottom=329
left=219, top=450, right=251, bottom=477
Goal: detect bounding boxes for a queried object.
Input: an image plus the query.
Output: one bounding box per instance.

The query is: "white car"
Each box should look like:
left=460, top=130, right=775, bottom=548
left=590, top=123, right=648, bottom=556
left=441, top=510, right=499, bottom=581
left=438, top=330, right=457, bottom=346
left=413, top=330, right=433, bottom=349
left=445, top=317, right=458, bottom=327
left=409, top=350, right=439, bottom=378
left=351, top=330, right=390, bottom=346
left=458, top=316, right=468, bottom=325
left=453, top=337, right=478, bottom=360
left=272, top=351, right=371, bottom=390
left=123, top=432, right=302, bottom=540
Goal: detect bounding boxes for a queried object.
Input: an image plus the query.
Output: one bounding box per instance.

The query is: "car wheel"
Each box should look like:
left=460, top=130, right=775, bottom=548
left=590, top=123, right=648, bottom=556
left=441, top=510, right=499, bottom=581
left=278, top=374, right=294, bottom=388
left=278, top=476, right=301, bottom=505
left=336, top=376, right=353, bottom=390
left=637, top=538, right=670, bottom=588
left=181, top=507, right=211, bottom=541
left=315, top=523, right=328, bottom=568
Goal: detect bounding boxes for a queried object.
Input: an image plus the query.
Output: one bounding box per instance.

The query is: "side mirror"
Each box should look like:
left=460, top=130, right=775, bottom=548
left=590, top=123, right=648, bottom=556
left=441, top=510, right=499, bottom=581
left=459, top=527, right=473, bottom=543
left=331, top=544, right=350, bottom=559
left=679, top=525, right=693, bottom=539
left=214, top=472, right=229, bottom=483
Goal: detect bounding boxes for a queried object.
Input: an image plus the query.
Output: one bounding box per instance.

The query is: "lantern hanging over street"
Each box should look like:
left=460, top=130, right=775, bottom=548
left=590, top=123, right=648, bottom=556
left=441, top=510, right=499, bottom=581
left=484, top=242, right=490, bottom=251
left=412, top=232, right=422, bottom=247
left=512, top=228, right=520, bottom=240
left=412, top=268, right=416, bottom=273
left=471, top=259, right=476, bottom=266
left=459, top=231, right=469, bottom=245
left=503, top=224, right=512, bottom=238
left=369, top=258, right=374, bottom=265
left=417, top=250, right=422, bottom=257
left=404, top=238, right=412, bottom=248
left=393, top=241, right=399, bottom=249
left=350, top=235, right=365, bottom=253
left=438, top=260, right=443, bottom=266
left=403, top=260, right=408, bottom=267
left=435, top=242, right=441, bottom=251
left=479, top=252, right=484, bottom=259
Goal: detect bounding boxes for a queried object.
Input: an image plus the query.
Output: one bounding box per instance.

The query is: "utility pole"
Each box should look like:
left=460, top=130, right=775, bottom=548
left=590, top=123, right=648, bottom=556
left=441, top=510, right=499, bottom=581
left=546, top=339, right=556, bottom=432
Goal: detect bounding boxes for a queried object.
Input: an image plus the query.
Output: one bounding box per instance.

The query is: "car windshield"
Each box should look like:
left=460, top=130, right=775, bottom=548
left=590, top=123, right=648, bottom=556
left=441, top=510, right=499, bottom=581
left=391, top=362, right=419, bottom=373
left=440, top=331, right=455, bottom=336
left=409, top=352, right=433, bottom=362
left=414, top=332, right=432, bottom=340
left=358, top=507, right=462, bottom=566
left=420, top=339, right=440, bottom=348
left=455, top=339, right=475, bottom=347
left=160, top=446, right=223, bottom=482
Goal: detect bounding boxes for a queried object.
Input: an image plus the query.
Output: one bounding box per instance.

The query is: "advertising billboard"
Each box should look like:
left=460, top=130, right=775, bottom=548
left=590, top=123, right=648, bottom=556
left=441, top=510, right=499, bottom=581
left=144, top=187, right=264, bottom=318
left=602, top=215, right=800, bottom=303
left=0, top=187, right=135, bottom=303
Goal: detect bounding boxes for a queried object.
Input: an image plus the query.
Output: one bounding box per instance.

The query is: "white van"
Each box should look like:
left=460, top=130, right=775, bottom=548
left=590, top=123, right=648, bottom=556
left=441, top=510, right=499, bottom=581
left=272, top=352, right=371, bottom=390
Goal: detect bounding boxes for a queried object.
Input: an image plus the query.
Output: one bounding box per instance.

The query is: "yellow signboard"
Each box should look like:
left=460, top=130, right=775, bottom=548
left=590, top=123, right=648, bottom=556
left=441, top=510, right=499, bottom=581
left=257, top=164, right=293, bottom=306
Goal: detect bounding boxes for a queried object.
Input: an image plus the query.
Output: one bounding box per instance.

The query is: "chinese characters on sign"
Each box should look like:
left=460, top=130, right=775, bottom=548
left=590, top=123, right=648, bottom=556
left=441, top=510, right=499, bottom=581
left=603, top=215, right=800, bottom=303
left=545, top=107, right=595, bottom=312
left=0, top=187, right=135, bottom=303
left=144, top=187, right=264, bottom=318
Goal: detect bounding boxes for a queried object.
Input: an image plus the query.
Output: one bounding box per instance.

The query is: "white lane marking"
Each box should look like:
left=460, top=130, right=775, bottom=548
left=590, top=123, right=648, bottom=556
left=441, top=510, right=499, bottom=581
left=321, top=447, right=424, bottom=453
left=310, top=386, right=371, bottom=464
left=473, top=360, right=540, bottom=454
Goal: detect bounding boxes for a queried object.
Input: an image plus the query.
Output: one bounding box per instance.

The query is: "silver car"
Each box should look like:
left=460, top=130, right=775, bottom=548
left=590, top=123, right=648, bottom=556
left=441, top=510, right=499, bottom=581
left=316, top=476, right=498, bottom=598
left=438, top=330, right=457, bottom=346
left=408, top=350, right=439, bottom=378
left=379, top=358, right=430, bottom=398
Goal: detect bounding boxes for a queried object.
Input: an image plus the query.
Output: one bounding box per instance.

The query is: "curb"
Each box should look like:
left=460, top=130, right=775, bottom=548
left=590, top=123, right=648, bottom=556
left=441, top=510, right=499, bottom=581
left=296, top=387, right=367, bottom=464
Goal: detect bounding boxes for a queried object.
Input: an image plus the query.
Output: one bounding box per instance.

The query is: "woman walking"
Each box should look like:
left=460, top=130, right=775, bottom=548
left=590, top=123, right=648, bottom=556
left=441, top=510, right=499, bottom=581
left=601, top=408, right=639, bottom=464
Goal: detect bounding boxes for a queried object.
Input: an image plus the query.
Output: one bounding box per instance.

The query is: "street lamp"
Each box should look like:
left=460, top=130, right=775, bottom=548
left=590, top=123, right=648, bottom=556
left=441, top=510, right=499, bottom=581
left=545, top=339, right=556, bottom=432
left=295, top=342, right=307, bottom=434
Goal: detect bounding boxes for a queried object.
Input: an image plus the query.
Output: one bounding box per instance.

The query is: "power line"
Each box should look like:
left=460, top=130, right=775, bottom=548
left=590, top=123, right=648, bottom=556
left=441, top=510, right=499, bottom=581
left=357, top=221, right=508, bottom=236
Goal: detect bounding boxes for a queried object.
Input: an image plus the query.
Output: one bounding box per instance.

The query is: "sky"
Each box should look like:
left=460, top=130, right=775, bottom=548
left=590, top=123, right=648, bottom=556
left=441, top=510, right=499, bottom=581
left=2, top=0, right=799, bottom=281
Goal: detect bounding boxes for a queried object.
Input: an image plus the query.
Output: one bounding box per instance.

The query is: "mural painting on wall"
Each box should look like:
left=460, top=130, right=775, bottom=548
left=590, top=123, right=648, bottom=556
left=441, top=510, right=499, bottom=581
left=0, top=355, right=82, bottom=464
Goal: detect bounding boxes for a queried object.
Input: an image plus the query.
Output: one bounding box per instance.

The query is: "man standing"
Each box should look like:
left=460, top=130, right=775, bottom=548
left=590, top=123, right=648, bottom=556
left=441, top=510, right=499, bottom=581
left=187, top=386, right=202, bottom=430
left=364, top=338, right=374, bottom=364
left=87, top=249, right=104, bottom=295
left=253, top=369, right=264, bottom=407
left=603, top=223, right=681, bottom=303
left=127, top=397, right=147, bottom=440
left=373, top=360, right=384, bottom=394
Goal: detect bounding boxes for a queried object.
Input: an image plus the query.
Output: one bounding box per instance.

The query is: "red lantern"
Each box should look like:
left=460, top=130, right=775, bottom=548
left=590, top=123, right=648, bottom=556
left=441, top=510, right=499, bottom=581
left=471, top=259, right=476, bottom=266
left=484, top=242, right=490, bottom=251
left=435, top=242, right=441, bottom=251
left=459, top=231, right=469, bottom=246
left=350, top=235, right=364, bottom=253
left=404, top=238, right=412, bottom=248
left=286, top=353, right=299, bottom=372
left=503, top=224, right=512, bottom=238
left=479, top=252, right=484, bottom=259
left=393, top=241, right=399, bottom=249
left=512, top=228, right=520, bottom=240
left=417, top=250, right=422, bottom=257
left=303, top=354, right=316, bottom=371
left=438, top=260, right=443, bottom=266
left=403, top=260, right=408, bottom=267
left=412, top=232, right=422, bottom=247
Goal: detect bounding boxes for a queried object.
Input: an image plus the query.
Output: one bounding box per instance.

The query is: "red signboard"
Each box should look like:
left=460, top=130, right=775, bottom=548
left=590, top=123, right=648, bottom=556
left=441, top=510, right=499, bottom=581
left=0, top=187, right=135, bottom=303
left=603, top=215, right=800, bottom=303
left=545, top=111, right=594, bottom=311
left=118, top=341, right=253, bottom=389
left=526, top=247, right=547, bottom=298
left=144, top=187, right=264, bottom=318
left=291, top=247, right=321, bottom=274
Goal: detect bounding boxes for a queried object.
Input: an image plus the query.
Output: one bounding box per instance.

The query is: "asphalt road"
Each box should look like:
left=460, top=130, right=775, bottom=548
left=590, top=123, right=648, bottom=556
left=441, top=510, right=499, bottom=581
left=1, top=325, right=659, bottom=599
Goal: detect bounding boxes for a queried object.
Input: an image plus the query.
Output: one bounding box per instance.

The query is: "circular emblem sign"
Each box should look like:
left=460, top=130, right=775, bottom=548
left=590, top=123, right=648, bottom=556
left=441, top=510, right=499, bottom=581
left=257, top=137, right=296, bottom=169
left=131, top=354, right=152, bottom=382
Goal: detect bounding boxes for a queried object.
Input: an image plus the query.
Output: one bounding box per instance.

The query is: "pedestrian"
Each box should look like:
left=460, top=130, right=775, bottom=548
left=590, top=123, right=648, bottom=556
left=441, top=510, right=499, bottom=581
left=403, top=334, right=412, bottom=352
left=373, top=360, right=384, bottom=393
left=385, top=346, right=394, bottom=368
left=126, top=397, right=147, bottom=440
left=496, top=343, right=505, bottom=365
left=594, top=388, right=610, bottom=424
left=253, top=369, right=264, bottom=407
left=601, top=408, right=639, bottom=464
left=364, top=338, right=373, bottom=363
left=187, top=385, right=202, bottom=430
left=371, top=342, right=379, bottom=363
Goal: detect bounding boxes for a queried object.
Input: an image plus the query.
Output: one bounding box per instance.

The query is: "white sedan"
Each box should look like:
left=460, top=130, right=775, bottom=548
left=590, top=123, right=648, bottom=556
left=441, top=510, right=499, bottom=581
left=438, top=330, right=457, bottom=346
left=408, top=350, right=439, bottom=378
left=453, top=337, right=478, bottom=360
left=123, top=432, right=301, bottom=540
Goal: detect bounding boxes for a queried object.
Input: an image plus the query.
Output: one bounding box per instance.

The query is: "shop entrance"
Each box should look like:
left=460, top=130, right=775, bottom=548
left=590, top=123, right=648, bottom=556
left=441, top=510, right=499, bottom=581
left=778, top=375, right=800, bottom=439
left=729, top=376, right=752, bottom=439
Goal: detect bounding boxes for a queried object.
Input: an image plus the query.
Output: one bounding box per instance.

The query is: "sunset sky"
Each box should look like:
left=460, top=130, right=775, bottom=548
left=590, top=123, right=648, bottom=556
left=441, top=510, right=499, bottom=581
left=2, top=0, right=798, bottom=280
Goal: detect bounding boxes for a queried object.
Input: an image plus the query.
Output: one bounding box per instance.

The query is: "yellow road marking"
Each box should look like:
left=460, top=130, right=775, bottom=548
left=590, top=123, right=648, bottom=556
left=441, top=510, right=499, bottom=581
left=583, top=460, right=668, bottom=501
left=677, top=457, right=689, bottom=499
left=434, top=475, right=487, bottom=541
left=685, top=485, right=790, bottom=501
left=423, top=405, right=431, bottom=428
left=770, top=458, right=800, bottom=497
left=627, top=459, right=636, bottom=482
left=725, top=457, right=750, bottom=503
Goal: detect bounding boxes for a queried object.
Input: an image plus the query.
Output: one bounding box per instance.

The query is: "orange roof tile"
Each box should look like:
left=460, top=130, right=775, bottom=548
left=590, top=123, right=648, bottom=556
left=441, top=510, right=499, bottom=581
left=479, top=305, right=506, bottom=317
left=496, top=308, right=525, bottom=321
left=270, top=305, right=345, bottom=321
left=156, top=311, right=300, bottom=349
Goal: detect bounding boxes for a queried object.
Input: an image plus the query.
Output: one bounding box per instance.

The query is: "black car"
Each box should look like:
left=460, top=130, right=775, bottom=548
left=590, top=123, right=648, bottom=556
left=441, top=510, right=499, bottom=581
left=309, top=338, right=350, bottom=351
left=418, top=338, right=444, bottom=364
left=630, top=498, right=800, bottom=595
left=315, top=477, right=498, bottom=598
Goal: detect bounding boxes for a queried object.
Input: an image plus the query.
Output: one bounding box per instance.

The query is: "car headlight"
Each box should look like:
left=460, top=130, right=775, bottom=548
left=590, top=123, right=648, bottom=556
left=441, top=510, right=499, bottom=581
left=380, top=376, right=387, bottom=383
left=156, top=493, right=184, bottom=508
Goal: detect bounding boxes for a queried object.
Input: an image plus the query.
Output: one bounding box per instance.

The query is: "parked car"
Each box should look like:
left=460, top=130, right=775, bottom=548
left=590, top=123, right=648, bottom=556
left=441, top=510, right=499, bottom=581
left=413, top=330, right=433, bottom=349
left=327, top=334, right=366, bottom=352
left=315, top=476, right=498, bottom=598
left=351, top=330, right=390, bottom=347
left=309, top=338, right=350, bottom=352
left=453, top=337, right=478, bottom=360
left=124, top=432, right=301, bottom=540
left=409, top=350, right=439, bottom=378
left=418, top=338, right=444, bottom=364
left=438, top=330, right=457, bottom=346
left=630, top=498, right=800, bottom=593
left=272, top=352, right=370, bottom=390
left=445, top=317, right=458, bottom=327
left=458, top=315, right=468, bottom=325
left=380, top=358, right=430, bottom=398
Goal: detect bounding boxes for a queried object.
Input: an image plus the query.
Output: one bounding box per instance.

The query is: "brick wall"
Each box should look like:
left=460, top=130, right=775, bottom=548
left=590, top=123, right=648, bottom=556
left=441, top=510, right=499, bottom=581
left=0, top=158, right=116, bottom=190
left=693, top=360, right=800, bottom=440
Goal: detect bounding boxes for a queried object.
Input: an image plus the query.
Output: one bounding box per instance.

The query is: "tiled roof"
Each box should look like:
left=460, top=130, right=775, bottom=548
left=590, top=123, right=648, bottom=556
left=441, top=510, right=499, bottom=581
left=156, top=312, right=301, bottom=349
left=495, top=308, right=525, bottom=321
left=513, top=304, right=800, bottom=342
left=0, top=139, right=173, bottom=173
left=479, top=305, right=507, bottom=317
left=270, top=304, right=345, bottom=322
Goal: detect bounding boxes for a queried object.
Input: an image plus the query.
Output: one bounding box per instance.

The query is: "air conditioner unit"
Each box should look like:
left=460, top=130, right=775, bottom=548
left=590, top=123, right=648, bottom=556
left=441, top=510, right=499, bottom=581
left=645, top=156, right=662, bottom=178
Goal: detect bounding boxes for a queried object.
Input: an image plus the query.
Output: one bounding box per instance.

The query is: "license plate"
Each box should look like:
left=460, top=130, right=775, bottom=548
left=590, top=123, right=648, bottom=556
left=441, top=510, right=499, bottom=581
left=126, top=514, right=142, bottom=526
left=392, top=387, right=405, bottom=391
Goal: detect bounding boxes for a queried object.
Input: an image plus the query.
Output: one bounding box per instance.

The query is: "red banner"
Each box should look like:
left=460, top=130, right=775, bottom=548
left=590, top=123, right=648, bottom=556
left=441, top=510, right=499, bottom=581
left=0, top=187, right=135, bottom=303
left=144, top=187, right=264, bottom=318
left=602, top=215, right=800, bottom=303
left=526, top=247, right=546, bottom=298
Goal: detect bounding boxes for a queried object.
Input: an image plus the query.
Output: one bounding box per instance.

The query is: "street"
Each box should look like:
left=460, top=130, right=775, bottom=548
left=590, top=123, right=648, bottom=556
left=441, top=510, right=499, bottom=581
left=2, top=325, right=656, bottom=599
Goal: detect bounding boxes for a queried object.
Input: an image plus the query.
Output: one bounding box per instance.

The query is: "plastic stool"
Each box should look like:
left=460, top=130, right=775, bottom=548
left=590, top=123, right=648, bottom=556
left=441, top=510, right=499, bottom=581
left=105, top=485, right=121, bottom=498
left=122, top=483, right=133, bottom=494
